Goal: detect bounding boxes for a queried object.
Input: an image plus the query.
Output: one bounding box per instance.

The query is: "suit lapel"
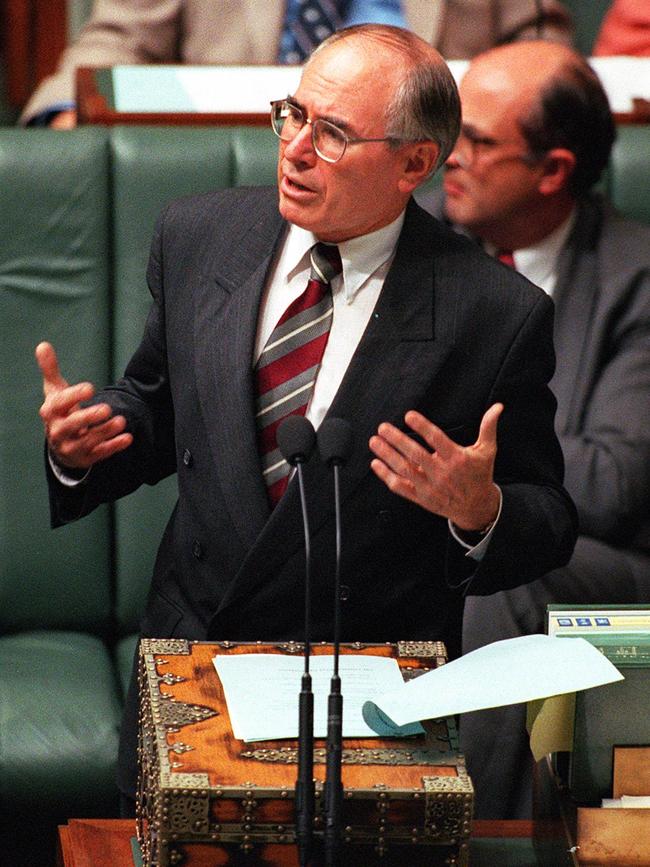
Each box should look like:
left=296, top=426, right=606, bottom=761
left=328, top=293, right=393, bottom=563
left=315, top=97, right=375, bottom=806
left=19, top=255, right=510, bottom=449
left=217, top=200, right=457, bottom=611
left=194, top=191, right=285, bottom=549
left=551, top=200, right=602, bottom=434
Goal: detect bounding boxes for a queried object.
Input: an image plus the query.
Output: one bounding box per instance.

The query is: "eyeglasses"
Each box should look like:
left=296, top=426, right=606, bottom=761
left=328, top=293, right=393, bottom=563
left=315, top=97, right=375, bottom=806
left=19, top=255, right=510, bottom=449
left=270, top=98, right=405, bottom=164
left=452, top=126, right=538, bottom=169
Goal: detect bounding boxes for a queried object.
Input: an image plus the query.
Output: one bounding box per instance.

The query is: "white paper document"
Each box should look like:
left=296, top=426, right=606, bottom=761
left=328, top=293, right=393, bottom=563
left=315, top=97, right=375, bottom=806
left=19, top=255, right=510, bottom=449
left=213, top=653, right=424, bottom=742
left=361, top=635, right=623, bottom=736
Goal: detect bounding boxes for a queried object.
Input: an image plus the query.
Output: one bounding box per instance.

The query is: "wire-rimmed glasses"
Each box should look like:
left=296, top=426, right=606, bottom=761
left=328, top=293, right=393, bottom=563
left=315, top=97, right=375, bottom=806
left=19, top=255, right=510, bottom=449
left=270, top=98, right=404, bottom=163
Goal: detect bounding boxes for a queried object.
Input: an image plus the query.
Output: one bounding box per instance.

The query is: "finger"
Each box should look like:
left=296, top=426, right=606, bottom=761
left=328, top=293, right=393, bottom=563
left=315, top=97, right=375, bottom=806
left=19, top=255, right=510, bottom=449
left=40, top=382, right=97, bottom=423
left=475, top=403, right=503, bottom=450
left=369, top=431, right=429, bottom=482
left=370, top=457, right=420, bottom=505
left=87, top=432, right=133, bottom=463
left=47, top=405, right=121, bottom=449
left=58, top=431, right=134, bottom=470
left=54, top=419, right=132, bottom=468
left=404, top=411, right=456, bottom=461
left=35, top=342, right=68, bottom=395
left=373, top=422, right=432, bottom=467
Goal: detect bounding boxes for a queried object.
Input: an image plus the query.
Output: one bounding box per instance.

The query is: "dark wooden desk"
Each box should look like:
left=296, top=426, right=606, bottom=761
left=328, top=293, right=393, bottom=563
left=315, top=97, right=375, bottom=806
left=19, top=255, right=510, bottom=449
left=57, top=817, right=571, bottom=866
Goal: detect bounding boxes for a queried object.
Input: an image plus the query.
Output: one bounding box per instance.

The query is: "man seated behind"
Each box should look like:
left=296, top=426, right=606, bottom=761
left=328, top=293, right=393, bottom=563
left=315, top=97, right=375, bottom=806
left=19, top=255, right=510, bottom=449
left=417, top=39, right=650, bottom=819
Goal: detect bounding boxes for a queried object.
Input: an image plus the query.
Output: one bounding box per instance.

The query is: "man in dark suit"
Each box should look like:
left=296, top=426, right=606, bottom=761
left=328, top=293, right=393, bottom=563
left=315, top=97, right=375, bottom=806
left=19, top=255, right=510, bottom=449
left=37, top=25, right=577, bottom=812
left=417, top=39, right=650, bottom=819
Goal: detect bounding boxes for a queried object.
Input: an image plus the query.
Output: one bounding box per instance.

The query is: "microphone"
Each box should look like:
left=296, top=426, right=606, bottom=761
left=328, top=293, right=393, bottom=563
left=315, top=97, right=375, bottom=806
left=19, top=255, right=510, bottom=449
left=317, top=418, right=354, bottom=867
left=277, top=414, right=316, bottom=867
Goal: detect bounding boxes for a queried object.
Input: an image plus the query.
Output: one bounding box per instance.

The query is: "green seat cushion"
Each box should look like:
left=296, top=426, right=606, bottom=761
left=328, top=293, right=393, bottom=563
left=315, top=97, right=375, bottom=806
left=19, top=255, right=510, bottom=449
left=0, top=631, right=122, bottom=818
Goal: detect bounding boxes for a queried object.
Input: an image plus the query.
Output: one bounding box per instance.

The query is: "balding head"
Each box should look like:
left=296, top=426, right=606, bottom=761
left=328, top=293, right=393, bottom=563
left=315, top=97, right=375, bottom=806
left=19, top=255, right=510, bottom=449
left=441, top=40, right=616, bottom=248
left=464, top=41, right=615, bottom=196
left=312, top=25, right=461, bottom=171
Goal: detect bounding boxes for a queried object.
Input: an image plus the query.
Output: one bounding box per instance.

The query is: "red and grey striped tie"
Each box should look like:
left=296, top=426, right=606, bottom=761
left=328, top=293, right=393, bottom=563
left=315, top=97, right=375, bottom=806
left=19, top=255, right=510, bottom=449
left=255, top=242, right=342, bottom=506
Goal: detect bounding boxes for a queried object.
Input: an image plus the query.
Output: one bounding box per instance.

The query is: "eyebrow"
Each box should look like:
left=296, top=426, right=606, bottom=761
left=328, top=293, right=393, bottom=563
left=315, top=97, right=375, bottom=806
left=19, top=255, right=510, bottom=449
left=461, top=123, right=499, bottom=146
left=286, top=95, right=355, bottom=135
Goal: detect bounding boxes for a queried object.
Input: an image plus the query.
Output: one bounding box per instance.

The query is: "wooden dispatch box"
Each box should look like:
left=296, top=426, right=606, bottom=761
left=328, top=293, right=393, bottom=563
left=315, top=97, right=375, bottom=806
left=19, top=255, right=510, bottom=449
left=136, top=639, right=473, bottom=866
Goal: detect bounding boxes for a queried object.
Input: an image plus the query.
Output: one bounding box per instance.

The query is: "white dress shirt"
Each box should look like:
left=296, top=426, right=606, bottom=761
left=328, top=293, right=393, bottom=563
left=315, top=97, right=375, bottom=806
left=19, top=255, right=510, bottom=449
left=256, top=213, right=404, bottom=430
left=486, top=209, right=577, bottom=296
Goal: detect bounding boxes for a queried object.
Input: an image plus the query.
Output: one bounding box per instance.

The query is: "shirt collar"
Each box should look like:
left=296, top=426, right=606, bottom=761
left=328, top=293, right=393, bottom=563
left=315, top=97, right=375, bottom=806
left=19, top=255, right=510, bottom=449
left=483, top=208, right=577, bottom=294
left=284, top=211, right=406, bottom=303
left=511, top=209, right=577, bottom=293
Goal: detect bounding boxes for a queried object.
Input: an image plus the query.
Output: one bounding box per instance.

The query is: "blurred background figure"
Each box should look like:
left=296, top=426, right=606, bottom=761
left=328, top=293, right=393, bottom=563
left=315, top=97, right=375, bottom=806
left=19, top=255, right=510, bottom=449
left=417, top=38, right=650, bottom=820
left=593, top=0, right=650, bottom=56
left=20, top=0, right=573, bottom=127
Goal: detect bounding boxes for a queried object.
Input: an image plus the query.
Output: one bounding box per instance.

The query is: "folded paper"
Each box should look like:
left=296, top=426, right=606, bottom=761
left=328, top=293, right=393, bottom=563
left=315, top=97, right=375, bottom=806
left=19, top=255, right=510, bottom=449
left=362, top=634, right=623, bottom=735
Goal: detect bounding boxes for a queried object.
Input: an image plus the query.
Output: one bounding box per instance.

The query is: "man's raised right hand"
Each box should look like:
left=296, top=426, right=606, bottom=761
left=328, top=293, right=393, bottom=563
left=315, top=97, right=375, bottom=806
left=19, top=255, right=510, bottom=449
left=36, top=341, right=133, bottom=470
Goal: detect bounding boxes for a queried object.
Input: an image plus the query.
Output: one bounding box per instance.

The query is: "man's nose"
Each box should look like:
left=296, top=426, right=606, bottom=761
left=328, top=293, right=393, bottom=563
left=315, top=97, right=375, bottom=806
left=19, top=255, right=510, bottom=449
left=446, top=145, right=469, bottom=170
left=283, top=123, right=317, bottom=164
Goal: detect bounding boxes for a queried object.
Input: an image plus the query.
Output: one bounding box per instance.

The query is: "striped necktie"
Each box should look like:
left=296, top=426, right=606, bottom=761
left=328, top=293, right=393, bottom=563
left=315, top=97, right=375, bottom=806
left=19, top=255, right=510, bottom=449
left=255, top=243, right=342, bottom=506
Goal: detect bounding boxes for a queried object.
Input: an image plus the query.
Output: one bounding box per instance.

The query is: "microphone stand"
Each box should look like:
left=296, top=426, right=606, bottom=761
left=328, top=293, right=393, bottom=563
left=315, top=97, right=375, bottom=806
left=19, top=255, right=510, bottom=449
left=318, top=417, right=353, bottom=867
left=324, top=456, right=344, bottom=867
left=295, top=459, right=315, bottom=867
left=276, top=414, right=317, bottom=867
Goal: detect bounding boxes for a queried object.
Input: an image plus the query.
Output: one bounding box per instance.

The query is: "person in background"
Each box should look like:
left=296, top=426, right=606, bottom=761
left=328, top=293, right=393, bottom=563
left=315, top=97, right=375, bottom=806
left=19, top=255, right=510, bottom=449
left=36, top=24, right=576, bottom=814
left=416, top=38, right=650, bottom=819
left=593, top=0, right=650, bottom=56
left=21, top=0, right=573, bottom=127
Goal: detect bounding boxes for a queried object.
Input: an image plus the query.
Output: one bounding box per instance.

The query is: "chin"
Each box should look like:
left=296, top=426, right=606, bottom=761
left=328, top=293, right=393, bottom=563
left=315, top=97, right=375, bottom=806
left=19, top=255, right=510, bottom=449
left=279, top=200, right=316, bottom=233
left=444, top=200, right=476, bottom=227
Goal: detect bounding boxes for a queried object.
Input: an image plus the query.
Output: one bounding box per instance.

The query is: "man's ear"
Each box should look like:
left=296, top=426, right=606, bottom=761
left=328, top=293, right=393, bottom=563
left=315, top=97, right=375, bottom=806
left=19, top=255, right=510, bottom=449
left=538, top=147, right=576, bottom=195
left=398, top=141, right=440, bottom=193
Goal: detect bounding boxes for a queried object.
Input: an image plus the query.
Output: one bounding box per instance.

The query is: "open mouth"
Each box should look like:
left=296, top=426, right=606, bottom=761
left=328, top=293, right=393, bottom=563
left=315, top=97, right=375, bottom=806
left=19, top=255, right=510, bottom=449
left=285, top=176, right=313, bottom=192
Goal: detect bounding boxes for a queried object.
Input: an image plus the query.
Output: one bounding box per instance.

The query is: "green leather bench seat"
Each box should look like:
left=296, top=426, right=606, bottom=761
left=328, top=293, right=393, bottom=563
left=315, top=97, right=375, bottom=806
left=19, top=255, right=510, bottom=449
left=0, top=632, right=122, bottom=816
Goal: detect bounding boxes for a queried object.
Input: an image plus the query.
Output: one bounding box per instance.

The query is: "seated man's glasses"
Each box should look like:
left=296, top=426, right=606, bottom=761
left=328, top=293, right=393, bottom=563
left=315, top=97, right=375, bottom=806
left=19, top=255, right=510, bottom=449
left=454, top=125, right=539, bottom=168
left=270, top=98, right=405, bottom=164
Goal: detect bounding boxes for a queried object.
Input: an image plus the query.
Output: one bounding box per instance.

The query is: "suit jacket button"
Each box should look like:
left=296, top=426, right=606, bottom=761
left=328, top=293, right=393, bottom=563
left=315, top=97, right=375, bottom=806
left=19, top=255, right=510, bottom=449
left=339, top=585, right=350, bottom=602
left=183, top=448, right=193, bottom=467
left=192, top=540, right=203, bottom=560
left=378, top=510, right=392, bottom=524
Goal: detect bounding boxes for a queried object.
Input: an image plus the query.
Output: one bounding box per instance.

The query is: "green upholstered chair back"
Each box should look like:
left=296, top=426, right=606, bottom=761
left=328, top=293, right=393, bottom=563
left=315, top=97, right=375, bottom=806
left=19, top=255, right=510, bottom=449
left=0, top=128, right=113, bottom=634
left=608, top=124, right=650, bottom=226
left=562, top=0, right=611, bottom=55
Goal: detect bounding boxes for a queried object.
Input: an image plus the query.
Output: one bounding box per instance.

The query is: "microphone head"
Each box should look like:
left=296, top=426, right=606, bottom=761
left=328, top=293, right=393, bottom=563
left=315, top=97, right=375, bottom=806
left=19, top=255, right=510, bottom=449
left=318, top=418, right=354, bottom=467
left=277, top=415, right=316, bottom=466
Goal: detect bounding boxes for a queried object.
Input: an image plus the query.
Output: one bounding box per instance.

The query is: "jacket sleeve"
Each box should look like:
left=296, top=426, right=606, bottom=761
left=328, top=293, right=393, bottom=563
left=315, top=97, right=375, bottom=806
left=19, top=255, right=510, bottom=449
left=560, top=265, right=650, bottom=544
left=446, top=289, right=578, bottom=595
left=47, top=205, right=176, bottom=527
